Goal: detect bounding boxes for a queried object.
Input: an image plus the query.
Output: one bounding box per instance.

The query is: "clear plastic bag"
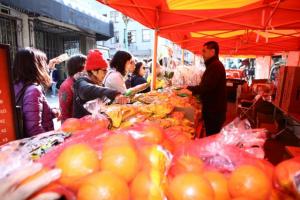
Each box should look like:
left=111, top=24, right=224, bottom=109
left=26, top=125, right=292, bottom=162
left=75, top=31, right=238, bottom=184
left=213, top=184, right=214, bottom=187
left=173, top=118, right=268, bottom=172
left=172, top=65, right=204, bottom=86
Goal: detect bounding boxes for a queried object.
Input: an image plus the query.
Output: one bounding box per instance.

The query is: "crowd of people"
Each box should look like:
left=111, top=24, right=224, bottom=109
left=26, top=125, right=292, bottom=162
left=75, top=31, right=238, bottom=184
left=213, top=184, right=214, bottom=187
left=12, top=48, right=169, bottom=137
left=13, top=41, right=227, bottom=138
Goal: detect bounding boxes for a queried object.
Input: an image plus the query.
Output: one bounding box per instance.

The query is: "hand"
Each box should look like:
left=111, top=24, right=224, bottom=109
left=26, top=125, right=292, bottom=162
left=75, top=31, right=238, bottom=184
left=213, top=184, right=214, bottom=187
left=115, top=95, right=130, bottom=104
left=52, top=108, right=61, bottom=120
left=48, top=58, right=62, bottom=70
left=0, top=163, right=61, bottom=200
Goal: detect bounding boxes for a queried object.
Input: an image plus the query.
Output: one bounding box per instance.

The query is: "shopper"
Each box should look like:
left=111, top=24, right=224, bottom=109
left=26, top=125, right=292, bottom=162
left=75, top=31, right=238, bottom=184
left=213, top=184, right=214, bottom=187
left=125, top=57, right=136, bottom=89
left=130, top=61, right=150, bottom=93
left=58, top=54, right=86, bottom=122
left=187, top=41, right=227, bottom=136
left=73, top=49, right=128, bottom=118
left=13, top=47, right=60, bottom=137
left=50, top=68, right=59, bottom=97
left=147, top=62, right=166, bottom=89
left=104, top=50, right=148, bottom=95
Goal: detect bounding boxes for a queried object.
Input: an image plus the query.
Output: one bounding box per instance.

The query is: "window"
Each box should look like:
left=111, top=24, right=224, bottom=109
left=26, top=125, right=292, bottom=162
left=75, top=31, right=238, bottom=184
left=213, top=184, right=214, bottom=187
left=110, top=11, right=119, bottom=23
left=111, top=31, right=119, bottom=44
left=142, top=29, right=151, bottom=42
left=128, top=30, right=136, bottom=44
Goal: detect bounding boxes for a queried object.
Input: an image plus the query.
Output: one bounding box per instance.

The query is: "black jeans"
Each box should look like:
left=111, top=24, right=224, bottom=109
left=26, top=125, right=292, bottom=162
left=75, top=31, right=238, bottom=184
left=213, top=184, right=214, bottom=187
left=203, top=111, right=226, bottom=136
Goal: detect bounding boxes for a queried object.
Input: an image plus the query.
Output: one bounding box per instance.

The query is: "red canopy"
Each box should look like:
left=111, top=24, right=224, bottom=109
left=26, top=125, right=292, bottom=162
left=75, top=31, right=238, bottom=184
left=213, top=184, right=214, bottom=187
left=98, top=0, right=300, bottom=55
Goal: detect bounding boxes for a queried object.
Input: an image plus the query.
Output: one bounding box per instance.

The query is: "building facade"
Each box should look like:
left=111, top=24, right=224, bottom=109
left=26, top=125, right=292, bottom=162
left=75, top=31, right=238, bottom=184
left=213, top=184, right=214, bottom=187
left=0, top=0, right=113, bottom=60
left=97, top=5, right=154, bottom=60
left=0, top=0, right=113, bottom=83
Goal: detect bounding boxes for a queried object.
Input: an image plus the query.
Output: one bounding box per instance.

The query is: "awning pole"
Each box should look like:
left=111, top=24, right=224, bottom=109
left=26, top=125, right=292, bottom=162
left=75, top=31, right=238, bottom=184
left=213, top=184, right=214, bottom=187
left=181, top=49, right=184, bottom=65
left=151, top=29, right=158, bottom=90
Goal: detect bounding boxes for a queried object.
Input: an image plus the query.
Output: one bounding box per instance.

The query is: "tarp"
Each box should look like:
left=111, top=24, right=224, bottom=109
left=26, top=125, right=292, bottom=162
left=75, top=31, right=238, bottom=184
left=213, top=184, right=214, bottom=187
left=97, top=0, right=300, bottom=55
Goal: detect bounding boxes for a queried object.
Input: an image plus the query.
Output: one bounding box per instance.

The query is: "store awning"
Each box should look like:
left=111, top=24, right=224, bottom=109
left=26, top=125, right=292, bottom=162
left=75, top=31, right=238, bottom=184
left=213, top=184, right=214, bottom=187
left=97, top=0, right=300, bottom=55
left=1, top=0, right=114, bottom=40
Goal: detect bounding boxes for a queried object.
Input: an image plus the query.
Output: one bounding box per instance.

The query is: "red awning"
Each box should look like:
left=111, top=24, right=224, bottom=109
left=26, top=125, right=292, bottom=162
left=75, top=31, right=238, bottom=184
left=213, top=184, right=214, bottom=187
left=97, top=0, right=300, bottom=55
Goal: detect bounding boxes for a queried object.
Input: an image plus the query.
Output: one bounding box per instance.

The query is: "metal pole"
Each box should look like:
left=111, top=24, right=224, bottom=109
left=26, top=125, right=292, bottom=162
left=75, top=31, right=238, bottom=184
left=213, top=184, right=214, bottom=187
left=181, top=49, right=184, bottom=65
left=151, top=30, right=158, bottom=90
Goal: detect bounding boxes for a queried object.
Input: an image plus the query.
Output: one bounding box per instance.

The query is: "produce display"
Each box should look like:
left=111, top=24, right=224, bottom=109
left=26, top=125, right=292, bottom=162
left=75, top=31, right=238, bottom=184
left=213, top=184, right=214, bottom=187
left=0, top=88, right=299, bottom=200
left=84, top=88, right=200, bottom=137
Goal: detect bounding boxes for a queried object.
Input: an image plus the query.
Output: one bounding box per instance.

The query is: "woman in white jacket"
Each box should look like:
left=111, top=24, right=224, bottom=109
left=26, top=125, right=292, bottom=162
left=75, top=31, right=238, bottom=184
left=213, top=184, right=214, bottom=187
left=103, top=50, right=149, bottom=95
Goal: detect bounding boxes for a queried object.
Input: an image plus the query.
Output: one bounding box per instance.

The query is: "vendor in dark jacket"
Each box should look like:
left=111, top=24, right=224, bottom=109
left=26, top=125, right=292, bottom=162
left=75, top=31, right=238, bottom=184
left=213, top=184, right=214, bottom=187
left=131, top=61, right=150, bottom=93
left=73, top=49, right=128, bottom=118
left=188, top=41, right=227, bottom=136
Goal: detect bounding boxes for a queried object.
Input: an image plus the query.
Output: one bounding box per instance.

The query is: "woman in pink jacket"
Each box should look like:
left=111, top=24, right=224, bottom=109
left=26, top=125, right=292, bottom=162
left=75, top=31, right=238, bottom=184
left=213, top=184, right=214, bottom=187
left=13, top=48, right=59, bottom=137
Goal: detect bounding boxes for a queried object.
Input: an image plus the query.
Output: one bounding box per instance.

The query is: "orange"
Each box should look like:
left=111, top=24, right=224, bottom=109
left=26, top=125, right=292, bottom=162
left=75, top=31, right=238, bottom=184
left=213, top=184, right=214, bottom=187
left=61, top=118, right=82, bottom=133
left=77, top=171, right=129, bottom=200
left=228, top=165, right=272, bottom=200
left=269, top=188, right=295, bottom=200
left=80, top=115, right=109, bottom=129
left=273, top=157, right=300, bottom=196
left=161, top=139, right=174, bottom=153
left=130, top=170, right=165, bottom=200
left=203, top=171, right=230, bottom=200
left=253, top=159, right=274, bottom=180
left=140, top=126, right=163, bottom=144
left=100, top=145, right=139, bottom=182
left=168, top=155, right=204, bottom=177
left=102, top=133, right=135, bottom=150
left=55, top=144, right=100, bottom=190
left=167, top=172, right=214, bottom=200
left=139, top=145, right=169, bottom=174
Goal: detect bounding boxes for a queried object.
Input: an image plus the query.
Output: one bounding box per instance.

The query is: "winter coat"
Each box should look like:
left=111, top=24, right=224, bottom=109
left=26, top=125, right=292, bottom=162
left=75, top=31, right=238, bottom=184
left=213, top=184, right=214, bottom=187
left=58, top=77, right=74, bottom=122
left=131, top=75, right=150, bottom=93
left=73, top=77, right=120, bottom=118
left=14, top=82, right=54, bottom=137
left=188, top=56, right=227, bottom=115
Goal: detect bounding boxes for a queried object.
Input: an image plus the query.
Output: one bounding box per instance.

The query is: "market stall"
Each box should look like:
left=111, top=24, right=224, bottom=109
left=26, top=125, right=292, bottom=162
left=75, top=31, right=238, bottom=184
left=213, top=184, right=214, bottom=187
left=1, top=0, right=300, bottom=199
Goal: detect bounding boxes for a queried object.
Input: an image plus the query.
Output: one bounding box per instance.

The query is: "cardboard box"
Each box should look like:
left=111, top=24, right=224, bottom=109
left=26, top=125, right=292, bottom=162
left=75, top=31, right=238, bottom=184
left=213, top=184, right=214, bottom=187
left=280, top=66, right=300, bottom=113
left=274, top=67, right=287, bottom=107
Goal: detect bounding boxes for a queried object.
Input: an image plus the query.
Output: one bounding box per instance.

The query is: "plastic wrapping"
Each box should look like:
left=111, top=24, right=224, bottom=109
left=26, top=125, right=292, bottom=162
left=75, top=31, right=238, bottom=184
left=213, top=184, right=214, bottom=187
left=0, top=131, right=70, bottom=179
left=173, top=118, right=268, bottom=173
left=172, top=65, right=204, bottom=86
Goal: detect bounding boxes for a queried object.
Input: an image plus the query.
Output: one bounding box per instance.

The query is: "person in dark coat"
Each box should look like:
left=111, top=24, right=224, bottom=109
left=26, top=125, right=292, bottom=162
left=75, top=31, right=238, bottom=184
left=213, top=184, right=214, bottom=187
left=130, top=61, right=150, bottom=93
left=188, top=41, right=227, bottom=136
left=73, top=49, right=128, bottom=118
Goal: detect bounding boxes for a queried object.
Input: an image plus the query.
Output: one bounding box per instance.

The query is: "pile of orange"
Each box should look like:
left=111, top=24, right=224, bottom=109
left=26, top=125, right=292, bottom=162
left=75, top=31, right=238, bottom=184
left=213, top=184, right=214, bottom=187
left=27, top=122, right=300, bottom=200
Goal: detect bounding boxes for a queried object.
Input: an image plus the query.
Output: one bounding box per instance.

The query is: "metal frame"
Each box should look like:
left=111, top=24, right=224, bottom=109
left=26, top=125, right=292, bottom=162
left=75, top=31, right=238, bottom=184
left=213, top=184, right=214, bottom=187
left=100, top=0, right=300, bottom=56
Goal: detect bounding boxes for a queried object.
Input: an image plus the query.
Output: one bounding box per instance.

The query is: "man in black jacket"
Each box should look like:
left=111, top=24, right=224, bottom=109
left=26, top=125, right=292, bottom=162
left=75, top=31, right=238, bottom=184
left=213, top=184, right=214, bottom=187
left=188, top=41, right=227, bottom=136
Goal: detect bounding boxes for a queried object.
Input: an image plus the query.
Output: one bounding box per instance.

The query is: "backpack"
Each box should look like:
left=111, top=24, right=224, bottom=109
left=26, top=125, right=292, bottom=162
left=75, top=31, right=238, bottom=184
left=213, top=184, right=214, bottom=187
left=15, top=84, right=30, bottom=139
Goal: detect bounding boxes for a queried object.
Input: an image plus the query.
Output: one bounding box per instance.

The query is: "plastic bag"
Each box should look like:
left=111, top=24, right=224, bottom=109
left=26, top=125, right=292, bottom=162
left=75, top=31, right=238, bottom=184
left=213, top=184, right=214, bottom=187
left=172, top=65, right=204, bottom=86
left=172, top=118, right=268, bottom=173
left=0, top=131, right=70, bottom=179
left=217, top=118, right=267, bottom=158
